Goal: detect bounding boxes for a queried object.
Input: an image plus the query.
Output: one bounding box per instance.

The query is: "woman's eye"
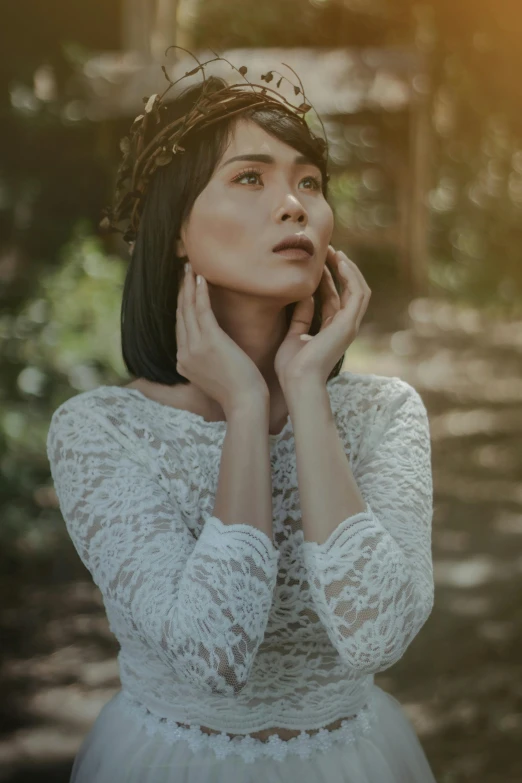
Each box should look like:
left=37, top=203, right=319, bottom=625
left=234, top=170, right=262, bottom=185
left=232, top=169, right=321, bottom=190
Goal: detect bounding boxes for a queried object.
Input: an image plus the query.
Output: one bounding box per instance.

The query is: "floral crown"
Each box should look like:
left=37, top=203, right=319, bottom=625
left=99, top=46, right=330, bottom=246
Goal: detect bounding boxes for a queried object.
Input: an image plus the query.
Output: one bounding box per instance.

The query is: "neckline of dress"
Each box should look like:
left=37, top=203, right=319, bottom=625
left=101, top=385, right=292, bottom=442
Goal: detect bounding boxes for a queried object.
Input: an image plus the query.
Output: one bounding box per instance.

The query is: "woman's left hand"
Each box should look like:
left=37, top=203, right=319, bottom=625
left=274, top=245, right=371, bottom=390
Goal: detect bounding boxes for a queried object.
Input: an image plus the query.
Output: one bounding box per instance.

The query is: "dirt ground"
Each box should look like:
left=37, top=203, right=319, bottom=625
left=1, top=293, right=521, bottom=782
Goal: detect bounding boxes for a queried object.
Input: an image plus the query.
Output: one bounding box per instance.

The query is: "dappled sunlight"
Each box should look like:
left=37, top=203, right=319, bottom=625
left=431, top=408, right=522, bottom=439
left=0, top=579, right=119, bottom=777
left=435, top=557, right=504, bottom=588
left=434, top=468, right=522, bottom=504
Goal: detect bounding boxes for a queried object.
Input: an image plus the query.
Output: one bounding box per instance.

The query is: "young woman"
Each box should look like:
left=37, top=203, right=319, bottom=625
left=47, top=62, right=437, bottom=782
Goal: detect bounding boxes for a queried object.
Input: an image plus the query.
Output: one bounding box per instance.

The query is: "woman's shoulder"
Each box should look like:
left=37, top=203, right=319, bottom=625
left=46, top=384, right=166, bottom=455
left=49, top=384, right=139, bottom=425
left=329, top=370, right=419, bottom=414
left=328, top=372, right=426, bottom=464
left=47, top=382, right=222, bottom=459
left=50, top=381, right=192, bottom=419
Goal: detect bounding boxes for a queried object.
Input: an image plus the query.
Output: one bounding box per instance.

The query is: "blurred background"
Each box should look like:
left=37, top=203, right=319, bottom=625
left=1, top=1, right=522, bottom=781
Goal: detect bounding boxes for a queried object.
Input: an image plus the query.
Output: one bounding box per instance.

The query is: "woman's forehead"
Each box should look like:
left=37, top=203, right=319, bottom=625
left=219, top=118, right=308, bottom=164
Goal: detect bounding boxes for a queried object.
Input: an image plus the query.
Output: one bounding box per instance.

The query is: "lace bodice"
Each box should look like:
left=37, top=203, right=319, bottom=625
left=46, top=371, right=434, bottom=757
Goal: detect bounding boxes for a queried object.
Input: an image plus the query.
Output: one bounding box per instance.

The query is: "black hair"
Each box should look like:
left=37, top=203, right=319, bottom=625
left=120, top=76, right=343, bottom=386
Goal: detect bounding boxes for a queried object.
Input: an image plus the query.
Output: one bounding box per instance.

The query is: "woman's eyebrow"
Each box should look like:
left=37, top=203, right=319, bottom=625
left=218, top=153, right=319, bottom=170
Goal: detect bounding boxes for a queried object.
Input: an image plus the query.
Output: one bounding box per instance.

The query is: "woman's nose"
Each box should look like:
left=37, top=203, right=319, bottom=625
left=275, top=194, right=307, bottom=223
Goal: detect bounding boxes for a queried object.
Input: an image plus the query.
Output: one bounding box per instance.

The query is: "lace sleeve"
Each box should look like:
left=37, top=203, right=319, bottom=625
left=301, top=381, right=434, bottom=674
left=46, top=403, right=280, bottom=696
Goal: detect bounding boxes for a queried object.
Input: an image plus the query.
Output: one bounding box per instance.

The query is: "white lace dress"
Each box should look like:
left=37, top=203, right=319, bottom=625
left=46, top=371, right=438, bottom=782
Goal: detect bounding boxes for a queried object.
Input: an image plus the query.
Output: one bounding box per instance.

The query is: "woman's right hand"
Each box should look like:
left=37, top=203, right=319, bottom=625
left=175, top=262, right=269, bottom=417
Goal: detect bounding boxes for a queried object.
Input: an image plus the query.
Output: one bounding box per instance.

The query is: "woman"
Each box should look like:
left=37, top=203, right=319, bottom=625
left=47, top=55, right=438, bottom=782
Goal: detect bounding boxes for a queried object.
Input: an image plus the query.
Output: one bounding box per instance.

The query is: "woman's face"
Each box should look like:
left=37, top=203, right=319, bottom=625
left=177, top=118, right=334, bottom=304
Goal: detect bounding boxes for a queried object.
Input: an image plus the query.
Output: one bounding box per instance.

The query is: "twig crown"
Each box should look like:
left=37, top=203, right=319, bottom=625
left=100, top=46, right=329, bottom=245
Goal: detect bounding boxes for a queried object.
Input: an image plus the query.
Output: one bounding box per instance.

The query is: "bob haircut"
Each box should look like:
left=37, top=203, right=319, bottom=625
left=121, top=75, right=344, bottom=387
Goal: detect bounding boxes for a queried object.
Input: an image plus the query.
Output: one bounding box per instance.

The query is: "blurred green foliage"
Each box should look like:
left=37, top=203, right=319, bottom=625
left=0, top=227, right=126, bottom=564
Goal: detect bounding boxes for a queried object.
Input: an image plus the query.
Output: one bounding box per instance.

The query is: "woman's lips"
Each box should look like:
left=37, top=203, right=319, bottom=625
left=273, top=248, right=313, bottom=259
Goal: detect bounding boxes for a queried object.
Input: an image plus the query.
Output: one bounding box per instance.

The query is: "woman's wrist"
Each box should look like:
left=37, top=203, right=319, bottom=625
left=225, top=391, right=270, bottom=424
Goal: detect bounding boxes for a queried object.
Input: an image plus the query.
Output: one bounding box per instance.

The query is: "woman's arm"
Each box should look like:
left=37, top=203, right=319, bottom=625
left=213, top=395, right=273, bottom=540
left=287, top=377, right=434, bottom=674
left=46, top=400, right=280, bottom=696
left=287, top=379, right=367, bottom=545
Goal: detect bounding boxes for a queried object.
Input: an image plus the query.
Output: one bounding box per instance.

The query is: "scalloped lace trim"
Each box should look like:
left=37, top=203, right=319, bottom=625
left=119, top=690, right=378, bottom=763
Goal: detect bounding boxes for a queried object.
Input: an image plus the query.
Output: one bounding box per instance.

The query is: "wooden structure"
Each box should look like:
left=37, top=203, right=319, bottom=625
left=75, top=21, right=431, bottom=294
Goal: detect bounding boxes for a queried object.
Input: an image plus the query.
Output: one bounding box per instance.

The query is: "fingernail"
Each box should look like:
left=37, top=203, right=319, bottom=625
left=185, top=262, right=190, bottom=273
left=196, top=275, right=202, bottom=286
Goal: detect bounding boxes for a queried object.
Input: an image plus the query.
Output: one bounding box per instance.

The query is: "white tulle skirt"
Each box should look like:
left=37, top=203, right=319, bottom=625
left=70, top=684, right=437, bottom=783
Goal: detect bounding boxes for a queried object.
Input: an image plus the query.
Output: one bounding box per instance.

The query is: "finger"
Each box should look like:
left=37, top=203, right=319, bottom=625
left=176, top=272, right=185, bottom=328
left=336, top=253, right=365, bottom=307
left=326, top=247, right=369, bottom=331
left=326, top=244, right=337, bottom=260
left=176, top=276, right=187, bottom=346
left=182, top=264, right=201, bottom=347
left=355, top=311, right=366, bottom=332
left=176, top=307, right=186, bottom=348
left=194, top=273, right=219, bottom=331
left=340, top=284, right=364, bottom=333
left=337, top=256, right=370, bottom=331
left=341, top=254, right=372, bottom=297
left=340, top=255, right=372, bottom=328
left=287, top=295, right=315, bottom=337
left=318, top=265, right=341, bottom=327
left=332, top=257, right=366, bottom=333
left=325, top=249, right=349, bottom=299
